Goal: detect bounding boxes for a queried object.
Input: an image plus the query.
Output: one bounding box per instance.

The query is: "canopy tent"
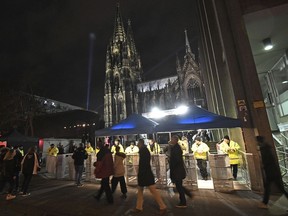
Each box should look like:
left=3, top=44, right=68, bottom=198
left=154, top=105, right=241, bottom=132
left=95, top=113, right=158, bottom=136
left=0, top=129, right=39, bottom=153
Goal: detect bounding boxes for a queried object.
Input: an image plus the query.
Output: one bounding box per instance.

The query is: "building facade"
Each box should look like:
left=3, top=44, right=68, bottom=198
left=104, top=5, right=206, bottom=126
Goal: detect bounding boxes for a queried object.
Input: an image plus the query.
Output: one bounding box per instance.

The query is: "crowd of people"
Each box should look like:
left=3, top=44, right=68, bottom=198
left=0, top=145, right=40, bottom=200
left=1, top=134, right=286, bottom=213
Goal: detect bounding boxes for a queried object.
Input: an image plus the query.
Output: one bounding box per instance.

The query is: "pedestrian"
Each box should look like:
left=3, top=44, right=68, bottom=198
left=169, top=135, right=192, bottom=208
left=72, top=143, right=88, bottom=187
left=14, top=145, right=23, bottom=192
left=111, top=145, right=127, bottom=199
left=94, top=143, right=114, bottom=204
left=132, top=139, right=167, bottom=215
left=220, top=135, right=240, bottom=180
left=0, top=148, right=17, bottom=200
left=191, top=136, right=210, bottom=180
left=256, top=136, right=288, bottom=209
left=20, top=146, right=40, bottom=196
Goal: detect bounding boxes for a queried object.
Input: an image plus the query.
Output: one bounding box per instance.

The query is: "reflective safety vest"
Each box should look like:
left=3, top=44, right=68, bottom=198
left=220, top=140, right=240, bottom=165
left=191, top=142, right=209, bottom=160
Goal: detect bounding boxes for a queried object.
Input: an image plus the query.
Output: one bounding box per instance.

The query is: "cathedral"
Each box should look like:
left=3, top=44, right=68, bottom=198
left=104, top=5, right=206, bottom=127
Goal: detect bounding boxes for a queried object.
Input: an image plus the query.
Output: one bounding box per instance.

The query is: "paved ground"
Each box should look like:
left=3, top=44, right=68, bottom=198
left=0, top=174, right=288, bottom=216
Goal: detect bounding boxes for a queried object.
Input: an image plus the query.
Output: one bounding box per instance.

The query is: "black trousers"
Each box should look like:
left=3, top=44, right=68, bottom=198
left=0, top=175, right=15, bottom=194
left=196, top=159, right=208, bottom=178
left=174, top=179, right=191, bottom=205
left=230, top=164, right=238, bottom=179
left=22, top=173, right=33, bottom=194
left=111, top=176, right=127, bottom=195
left=96, top=177, right=113, bottom=203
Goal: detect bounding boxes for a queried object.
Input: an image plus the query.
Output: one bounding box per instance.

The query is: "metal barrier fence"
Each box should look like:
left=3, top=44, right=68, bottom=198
left=125, top=154, right=198, bottom=189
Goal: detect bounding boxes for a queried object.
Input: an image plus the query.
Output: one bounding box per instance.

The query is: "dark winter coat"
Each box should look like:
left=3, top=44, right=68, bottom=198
left=95, top=146, right=113, bottom=178
left=2, top=159, right=17, bottom=178
left=72, top=147, right=88, bottom=166
left=137, top=146, right=155, bottom=187
left=22, top=153, right=38, bottom=175
left=259, top=143, right=278, bottom=180
left=170, top=143, right=186, bottom=182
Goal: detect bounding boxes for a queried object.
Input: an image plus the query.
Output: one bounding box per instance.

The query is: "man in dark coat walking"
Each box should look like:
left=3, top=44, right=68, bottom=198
left=169, top=135, right=192, bottom=208
left=72, top=143, right=88, bottom=187
left=256, top=136, right=288, bottom=209
left=132, top=139, right=167, bottom=215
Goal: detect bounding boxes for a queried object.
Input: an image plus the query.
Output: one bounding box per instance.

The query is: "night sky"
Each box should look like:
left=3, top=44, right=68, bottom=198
left=1, top=0, right=198, bottom=114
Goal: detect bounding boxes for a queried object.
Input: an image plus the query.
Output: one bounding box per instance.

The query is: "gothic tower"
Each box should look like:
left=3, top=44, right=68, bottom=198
left=177, top=30, right=206, bottom=108
left=104, top=4, right=143, bottom=127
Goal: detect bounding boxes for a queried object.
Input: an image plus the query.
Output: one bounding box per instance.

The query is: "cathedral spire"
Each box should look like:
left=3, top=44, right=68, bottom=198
left=184, top=29, right=192, bottom=54
left=113, top=3, right=126, bottom=43
left=184, top=29, right=195, bottom=60
left=126, top=19, right=137, bottom=56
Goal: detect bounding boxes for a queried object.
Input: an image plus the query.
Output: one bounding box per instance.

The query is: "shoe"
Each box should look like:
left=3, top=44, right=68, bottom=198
left=22, top=193, right=31, bottom=197
left=6, top=194, right=16, bottom=200
left=175, top=203, right=187, bottom=208
left=18, top=191, right=24, bottom=195
left=131, top=208, right=143, bottom=213
left=121, top=194, right=127, bottom=199
left=159, top=208, right=167, bottom=215
left=77, top=184, right=84, bottom=187
left=258, top=202, right=268, bottom=209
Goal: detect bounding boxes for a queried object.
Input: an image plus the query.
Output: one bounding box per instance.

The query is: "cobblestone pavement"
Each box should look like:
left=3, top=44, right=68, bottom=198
left=0, top=174, right=287, bottom=216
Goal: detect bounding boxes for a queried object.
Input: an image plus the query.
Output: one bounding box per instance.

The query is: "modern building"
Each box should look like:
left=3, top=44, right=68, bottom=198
left=196, top=0, right=288, bottom=191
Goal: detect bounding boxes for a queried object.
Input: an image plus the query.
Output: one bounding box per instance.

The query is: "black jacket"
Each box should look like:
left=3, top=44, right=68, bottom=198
left=169, top=143, right=186, bottom=182
left=72, top=147, right=88, bottom=166
left=137, top=146, right=155, bottom=187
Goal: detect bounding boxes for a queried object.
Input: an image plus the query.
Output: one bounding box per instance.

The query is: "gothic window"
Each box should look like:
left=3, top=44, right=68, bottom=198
left=187, top=78, right=201, bottom=103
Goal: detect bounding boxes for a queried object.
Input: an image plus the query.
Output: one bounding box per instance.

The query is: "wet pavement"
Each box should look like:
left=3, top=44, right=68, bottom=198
left=0, top=173, right=287, bottom=216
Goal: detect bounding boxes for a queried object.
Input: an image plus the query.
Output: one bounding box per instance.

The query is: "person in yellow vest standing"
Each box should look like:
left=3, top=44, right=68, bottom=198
left=191, top=136, right=210, bottom=180
left=111, top=139, right=124, bottom=155
left=46, top=144, right=59, bottom=174
left=85, top=142, right=94, bottom=155
left=220, top=135, right=240, bottom=180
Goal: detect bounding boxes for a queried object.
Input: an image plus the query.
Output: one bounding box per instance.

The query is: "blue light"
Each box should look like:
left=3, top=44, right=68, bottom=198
left=112, top=123, right=135, bottom=129
left=179, top=116, right=214, bottom=124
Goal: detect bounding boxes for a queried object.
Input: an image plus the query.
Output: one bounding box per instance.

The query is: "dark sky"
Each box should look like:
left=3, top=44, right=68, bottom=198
left=1, top=0, right=198, bottom=114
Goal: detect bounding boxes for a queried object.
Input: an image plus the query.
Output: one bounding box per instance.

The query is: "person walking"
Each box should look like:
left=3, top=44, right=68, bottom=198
left=132, top=139, right=167, bottom=215
left=191, top=136, right=210, bottom=180
left=14, top=145, right=23, bottom=192
left=169, top=135, right=192, bottom=208
left=256, top=136, right=288, bottom=209
left=20, top=146, right=40, bottom=196
left=0, top=148, right=17, bottom=200
left=94, top=143, right=114, bottom=204
left=111, top=146, right=127, bottom=199
left=72, top=143, right=88, bottom=187
left=220, top=135, right=240, bottom=180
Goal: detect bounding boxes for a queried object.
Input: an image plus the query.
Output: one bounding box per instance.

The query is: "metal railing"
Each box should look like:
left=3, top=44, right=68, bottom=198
left=272, top=133, right=288, bottom=186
